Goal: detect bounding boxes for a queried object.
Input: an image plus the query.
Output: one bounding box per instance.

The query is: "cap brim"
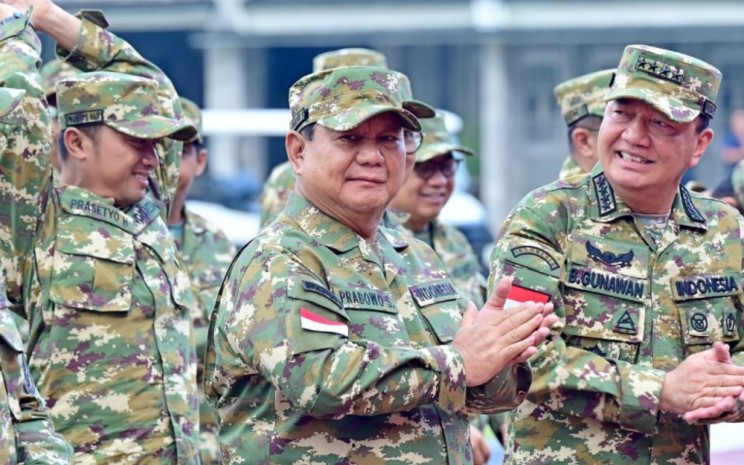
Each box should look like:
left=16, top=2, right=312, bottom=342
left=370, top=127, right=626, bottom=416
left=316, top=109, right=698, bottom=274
left=603, top=87, right=699, bottom=123
left=0, top=88, right=26, bottom=120
left=416, top=142, right=475, bottom=163
left=319, top=105, right=421, bottom=132
left=403, top=99, right=436, bottom=119
left=107, top=115, right=198, bottom=141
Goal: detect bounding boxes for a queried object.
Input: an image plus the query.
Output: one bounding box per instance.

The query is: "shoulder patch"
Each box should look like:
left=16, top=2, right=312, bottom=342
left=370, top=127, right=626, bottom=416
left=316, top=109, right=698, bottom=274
left=302, top=280, right=343, bottom=308
left=511, top=246, right=560, bottom=271
left=593, top=173, right=617, bottom=216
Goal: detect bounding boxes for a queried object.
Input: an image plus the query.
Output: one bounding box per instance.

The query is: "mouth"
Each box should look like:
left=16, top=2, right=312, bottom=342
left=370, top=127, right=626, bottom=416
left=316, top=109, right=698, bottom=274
left=617, top=151, right=652, bottom=165
left=133, top=173, right=150, bottom=186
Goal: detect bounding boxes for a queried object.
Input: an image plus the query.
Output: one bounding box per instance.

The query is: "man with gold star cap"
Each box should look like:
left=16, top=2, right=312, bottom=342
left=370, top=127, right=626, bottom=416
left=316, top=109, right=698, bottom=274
left=205, top=64, right=558, bottom=464
left=489, top=44, right=744, bottom=464
left=553, top=69, right=614, bottom=180
left=2, top=0, right=203, bottom=462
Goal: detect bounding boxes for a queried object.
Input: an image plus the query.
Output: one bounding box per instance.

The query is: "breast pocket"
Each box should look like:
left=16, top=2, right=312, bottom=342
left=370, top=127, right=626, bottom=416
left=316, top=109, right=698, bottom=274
left=562, top=236, right=649, bottom=363
left=49, top=219, right=135, bottom=313
left=671, top=274, right=741, bottom=355
left=409, top=279, right=463, bottom=344
left=336, top=285, right=406, bottom=345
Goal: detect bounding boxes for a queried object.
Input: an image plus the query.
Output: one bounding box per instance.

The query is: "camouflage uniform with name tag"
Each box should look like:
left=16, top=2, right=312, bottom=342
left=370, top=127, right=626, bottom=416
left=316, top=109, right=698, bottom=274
left=1, top=11, right=201, bottom=465
left=489, top=164, right=744, bottom=465
left=205, top=192, right=532, bottom=464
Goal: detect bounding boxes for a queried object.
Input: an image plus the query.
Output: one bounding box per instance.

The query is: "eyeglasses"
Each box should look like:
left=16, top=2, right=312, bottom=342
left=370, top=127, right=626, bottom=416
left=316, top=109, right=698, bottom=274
left=334, top=130, right=423, bottom=156
left=414, top=157, right=461, bottom=180
left=404, top=130, right=423, bottom=154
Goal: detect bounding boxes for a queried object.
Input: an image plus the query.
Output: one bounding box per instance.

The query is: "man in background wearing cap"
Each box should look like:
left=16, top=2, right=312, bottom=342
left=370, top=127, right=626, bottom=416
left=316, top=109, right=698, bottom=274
left=0, top=3, right=75, bottom=462
left=488, top=44, right=744, bottom=464
left=168, top=97, right=235, bottom=465
left=258, top=47, right=434, bottom=228
left=205, top=65, right=558, bottom=464
left=40, top=58, right=80, bottom=174
left=553, top=69, right=614, bottom=181
left=2, top=0, right=202, bottom=463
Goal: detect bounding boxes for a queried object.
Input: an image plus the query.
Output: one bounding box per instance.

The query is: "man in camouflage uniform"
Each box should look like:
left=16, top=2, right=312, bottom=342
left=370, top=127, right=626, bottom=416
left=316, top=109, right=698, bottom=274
left=205, top=65, right=558, bottom=464
left=2, top=0, right=201, bottom=462
left=40, top=58, right=81, bottom=174
left=168, top=97, right=236, bottom=465
left=0, top=5, right=73, bottom=461
left=489, top=44, right=744, bottom=465
left=389, top=111, right=486, bottom=307
left=553, top=69, right=614, bottom=181
left=258, top=47, right=434, bottom=228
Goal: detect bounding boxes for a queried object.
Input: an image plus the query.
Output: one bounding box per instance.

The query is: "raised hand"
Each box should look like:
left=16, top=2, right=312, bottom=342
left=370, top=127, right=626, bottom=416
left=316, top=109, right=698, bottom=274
left=661, top=341, right=744, bottom=420
left=453, top=277, right=558, bottom=387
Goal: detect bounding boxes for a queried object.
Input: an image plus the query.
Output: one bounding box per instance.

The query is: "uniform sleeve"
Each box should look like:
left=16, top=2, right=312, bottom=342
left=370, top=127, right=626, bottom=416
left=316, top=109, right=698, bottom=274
left=55, top=11, right=184, bottom=220
left=205, top=243, right=470, bottom=419
left=0, top=312, right=72, bottom=464
left=0, top=11, right=52, bottom=312
left=488, top=199, right=666, bottom=435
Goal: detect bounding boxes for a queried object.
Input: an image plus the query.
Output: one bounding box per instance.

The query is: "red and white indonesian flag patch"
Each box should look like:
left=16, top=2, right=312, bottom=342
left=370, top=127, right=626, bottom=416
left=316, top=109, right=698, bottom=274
left=504, top=284, right=550, bottom=309
left=300, top=308, right=348, bottom=337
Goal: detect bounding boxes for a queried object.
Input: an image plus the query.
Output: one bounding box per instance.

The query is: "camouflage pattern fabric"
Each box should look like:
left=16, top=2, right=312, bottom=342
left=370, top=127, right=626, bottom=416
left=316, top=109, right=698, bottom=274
left=289, top=66, right=421, bottom=132
left=0, top=282, right=72, bottom=463
left=179, top=97, right=203, bottom=144
left=313, top=47, right=388, bottom=72
left=558, top=156, right=585, bottom=181
left=258, top=160, right=295, bottom=228
left=39, top=58, right=81, bottom=102
left=415, top=112, right=474, bottom=163
left=3, top=12, right=201, bottom=464
left=488, top=164, right=744, bottom=465
left=411, top=220, right=486, bottom=308
left=604, top=44, right=721, bottom=123
left=173, top=207, right=235, bottom=465
left=553, top=69, right=614, bottom=125
left=205, top=191, right=532, bottom=465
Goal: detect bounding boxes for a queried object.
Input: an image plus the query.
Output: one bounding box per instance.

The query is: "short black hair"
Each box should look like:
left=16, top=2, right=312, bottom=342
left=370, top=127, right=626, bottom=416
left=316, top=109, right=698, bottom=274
left=300, top=123, right=316, bottom=141
left=566, top=115, right=602, bottom=152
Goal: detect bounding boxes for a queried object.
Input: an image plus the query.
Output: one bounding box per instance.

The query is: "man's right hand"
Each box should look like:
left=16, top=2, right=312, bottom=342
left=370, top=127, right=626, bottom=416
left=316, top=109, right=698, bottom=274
left=452, top=277, right=558, bottom=387
left=660, top=341, right=744, bottom=420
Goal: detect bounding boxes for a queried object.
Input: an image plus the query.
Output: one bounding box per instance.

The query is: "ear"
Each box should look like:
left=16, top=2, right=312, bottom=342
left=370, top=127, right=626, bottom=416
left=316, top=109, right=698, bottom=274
left=571, top=127, right=595, bottom=160
left=195, top=147, right=208, bottom=176
left=62, top=128, right=90, bottom=161
left=690, top=127, right=714, bottom=168
left=285, top=130, right=307, bottom=176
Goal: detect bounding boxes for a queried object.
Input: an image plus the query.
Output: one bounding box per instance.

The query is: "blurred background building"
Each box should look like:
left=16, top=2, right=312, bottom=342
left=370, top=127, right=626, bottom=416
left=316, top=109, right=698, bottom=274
left=49, top=0, right=744, bottom=232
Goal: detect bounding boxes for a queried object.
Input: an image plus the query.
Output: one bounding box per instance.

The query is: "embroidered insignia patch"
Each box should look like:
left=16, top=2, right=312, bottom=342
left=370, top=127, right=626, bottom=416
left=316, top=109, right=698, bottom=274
left=614, top=310, right=637, bottom=334
left=680, top=186, right=705, bottom=223
left=586, top=241, right=634, bottom=268
left=511, top=246, right=560, bottom=271
left=593, top=173, right=617, bottom=216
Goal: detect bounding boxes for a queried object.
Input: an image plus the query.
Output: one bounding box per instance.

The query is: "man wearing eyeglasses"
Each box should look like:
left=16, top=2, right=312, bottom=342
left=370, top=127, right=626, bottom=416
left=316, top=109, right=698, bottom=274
left=553, top=69, right=614, bottom=181
left=389, top=112, right=486, bottom=309
left=204, top=66, right=558, bottom=464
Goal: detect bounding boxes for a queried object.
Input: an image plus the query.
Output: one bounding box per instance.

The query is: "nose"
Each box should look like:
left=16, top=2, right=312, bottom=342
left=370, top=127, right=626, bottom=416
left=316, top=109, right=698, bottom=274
left=622, top=115, right=651, bottom=147
left=141, top=143, right=159, bottom=167
left=355, top=138, right=384, bottom=165
left=426, top=167, right=448, bottom=185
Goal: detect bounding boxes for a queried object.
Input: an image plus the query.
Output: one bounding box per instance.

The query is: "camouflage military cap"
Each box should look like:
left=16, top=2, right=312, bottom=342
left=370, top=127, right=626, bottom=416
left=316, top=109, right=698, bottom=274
left=0, top=88, right=25, bottom=120
left=180, top=97, right=203, bottom=144
left=57, top=71, right=197, bottom=141
left=554, top=69, right=614, bottom=125
left=288, top=66, right=421, bottom=132
left=397, top=72, right=436, bottom=119
left=40, top=58, right=82, bottom=100
left=604, top=44, right=721, bottom=123
left=416, top=111, right=474, bottom=163
left=313, top=48, right=388, bottom=72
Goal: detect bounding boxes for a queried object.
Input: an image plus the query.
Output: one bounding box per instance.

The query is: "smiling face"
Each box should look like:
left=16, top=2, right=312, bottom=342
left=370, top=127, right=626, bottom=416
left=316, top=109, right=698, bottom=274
left=288, top=112, right=408, bottom=236
left=597, top=98, right=713, bottom=213
left=389, top=153, right=457, bottom=231
left=78, top=125, right=159, bottom=207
